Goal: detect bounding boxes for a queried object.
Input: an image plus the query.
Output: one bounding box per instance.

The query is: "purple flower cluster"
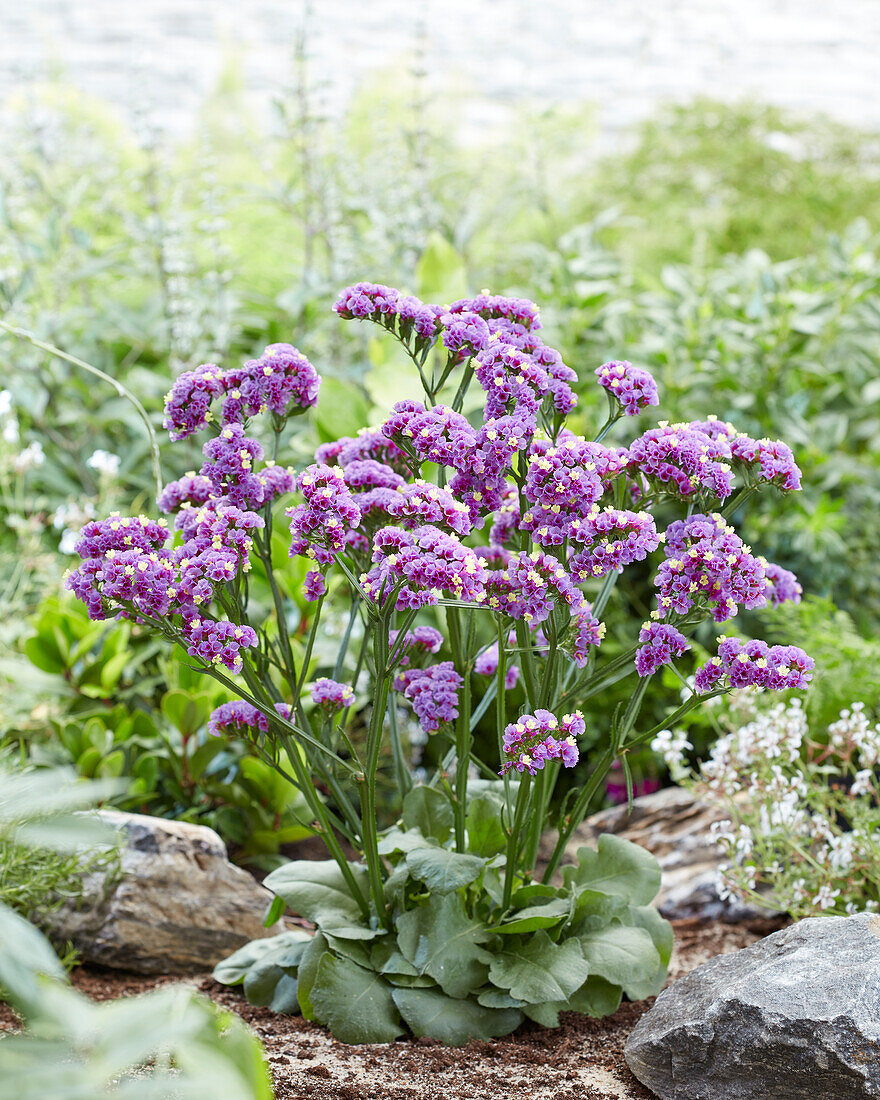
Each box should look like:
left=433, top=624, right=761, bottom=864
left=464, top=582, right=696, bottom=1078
left=635, top=622, right=691, bottom=677
left=474, top=640, right=520, bottom=689
left=568, top=507, right=660, bottom=579
left=654, top=512, right=767, bottom=623
left=208, top=700, right=292, bottom=738
left=311, top=677, right=355, bottom=714
left=163, top=347, right=320, bottom=440
left=474, top=341, right=551, bottom=419
left=628, top=422, right=734, bottom=499
left=761, top=560, right=803, bottom=607
left=500, top=709, right=585, bottom=775
left=287, top=464, right=362, bottom=565
left=439, top=311, right=491, bottom=361
left=362, top=525, right=486, bottom=609
left=729, top=435, right=803, bottom=492
left=201, top=426, right=266, bottom=509
left=447, top=293, right=542, bottom=331
left=694, top=637, right=815, bottom=694
left=182, top=617, right=258, bottom=674
left=157, top=472, right=214, bottom=513
left=595, top=361, right=659, bottom=416
left=382, top=401, right=476, bottom=469
left=389, top=625, right=444, bottom=671
left=396, top=661, right=463, bottom=733
left=333, top=283, right=441, bottom=344
left=304, top=569, right=327, bottom=601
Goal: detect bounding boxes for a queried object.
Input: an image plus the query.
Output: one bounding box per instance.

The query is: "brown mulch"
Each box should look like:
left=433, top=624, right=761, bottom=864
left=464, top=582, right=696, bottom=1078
left=0, top=916, right=787, bottom=1100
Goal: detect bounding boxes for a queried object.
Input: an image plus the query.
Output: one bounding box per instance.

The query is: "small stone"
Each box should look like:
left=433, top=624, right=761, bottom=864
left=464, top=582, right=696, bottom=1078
left=43, top=809, right=282, bottom=973
left=625, top=913, right=880, bottom=1099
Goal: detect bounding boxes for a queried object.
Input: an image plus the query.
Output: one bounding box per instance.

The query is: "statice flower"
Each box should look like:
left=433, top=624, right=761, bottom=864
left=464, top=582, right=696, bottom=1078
left=474, top=640, right=520, bottom=689
left=761, top=560, right=803, bottom=606
left=201, top=425, right=266, bottom=509
left=439, top=311, right=491, bottom=361
left=304, top=569, right=327, bottom=601
left=221, top=343, right=320, bottom=423
left=521, top=439, right=618, bottom=545
left=503, top=550, right=585, bottom=623
left=447, top=293, right=542, bottom=331
left=396, top=661, right=463, bottom=732
left=389, top=625, right=444, bottom=671
left=653, top=513, right=767, bottom=622
left=382, top=401, right=476, bottom=469
left=474, top=341, right=549, bottom=419
left=341, top=459, right=406, bottom=492
left=158, top=472, right=214, bottom=514
left=182, top=617, right=258, bottom=674
left=391, top=480, right=472, bottom=536
left=694, top=636, right=814, bottom=694
left=208, top=700, right=292, bottom=738
left=318, top=429, right=409, bottom=474
left=311, top=677, right=355, bottom=714
left=287, top=464, right=362, bottom=565
left=568, top=507, right=661, bottom=579
left=595, top=360, right=659, bottom=416
left=163, top=363, right=225, bottom=440
left=628, top=422, right=734, bottom=499
left=501, top=709, right=585, bottom=775
left=334, top=283, right=439, bottom=344
left=635, top=622, right=691, bottom=677
left=729, top=435, right=802, bottom=491
left=362, top=525, right=486, bottom=609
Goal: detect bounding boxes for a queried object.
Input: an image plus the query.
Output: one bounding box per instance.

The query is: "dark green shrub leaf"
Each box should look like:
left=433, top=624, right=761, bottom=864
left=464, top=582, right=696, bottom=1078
left=392, top=987, right=521, bottom=1045
left=493, top=898, right=569, bottom=934
left=263, top=860, right=369, bottom=932
left=296, top=932, right=329, bottom=1021
left=402, top=786, right=453, bottom=844
left=212, top=930, right=312, bottom=986
left=405, top=848, right=485, bottom=894
left=578, top=924, right=663, bottom=1000
left=396, top=893, right=490, bottom=999
left=465, top=794, right=508, bottom=857
left=310, top=955, right=404, bottom=1044
left=488, top=930, right=589, bottom=1004
left=561, top=835, right=661, bottom=905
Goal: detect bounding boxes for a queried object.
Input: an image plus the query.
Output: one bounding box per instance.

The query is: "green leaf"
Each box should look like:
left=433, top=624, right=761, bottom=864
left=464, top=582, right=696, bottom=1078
left=568, top=975, right=624, bottom=1017
left=263, top=860, right=370, bottom=932
left=570, top=886, right=629, bottom=931
left=314, top=377, right=371, bottom=443
left=578, top=924, right=663, bottom=1000
left=488, top=930, right=590, bottom=1004
left=628, top=904, right=674, bottom=969
left=476, top=988, right=525, bottom=1009
left=405, top=848, right=485, bottom=894
left=296, top=932, right=329, bottom=1021
left=161, top=689, right=211, bottom=737
left=561, top=835, right=661, bottom=906
left=212, top=930, right=312, bottom=986
left=310, top=955, right=403, bottom=1044
left=0, top=903, right=68, bottom=1016
left=493, top=898, right=570, bottom=934
left=396, top=893, right=490, bottom=999
left=392, top=988, right=521, bottom=1046
left=465, top=794, right=508, bottom=857
left=402, top=786, right=454, bottom=844
left=416, top=232, right=467, bottom=302
left=377, top=826, right=438, bottom=856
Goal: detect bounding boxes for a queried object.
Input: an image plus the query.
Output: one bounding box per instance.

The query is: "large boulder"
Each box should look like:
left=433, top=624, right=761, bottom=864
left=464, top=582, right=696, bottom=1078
left=44, top=810, right=282, bottom=973
left=556, top=786, right=772, bottom=921
left=625, top=913, right=880, bottom=1099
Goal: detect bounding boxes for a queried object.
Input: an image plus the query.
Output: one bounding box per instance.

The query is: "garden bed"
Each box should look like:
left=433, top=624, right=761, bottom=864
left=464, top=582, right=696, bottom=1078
left=0, top=916, right=785, bottom=1099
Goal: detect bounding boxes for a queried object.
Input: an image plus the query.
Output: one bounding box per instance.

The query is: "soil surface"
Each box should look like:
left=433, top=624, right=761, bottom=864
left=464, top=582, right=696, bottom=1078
left=0, top=916, right=786, bottom=1100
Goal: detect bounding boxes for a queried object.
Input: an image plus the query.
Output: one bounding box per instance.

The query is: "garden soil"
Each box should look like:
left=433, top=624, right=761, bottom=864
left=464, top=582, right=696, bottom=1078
left=0, top=917, right=785, bottom=1099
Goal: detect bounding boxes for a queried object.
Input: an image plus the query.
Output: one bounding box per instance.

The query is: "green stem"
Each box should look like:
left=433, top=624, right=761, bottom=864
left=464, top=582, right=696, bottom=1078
left=502, top=774, right=532, bottom=909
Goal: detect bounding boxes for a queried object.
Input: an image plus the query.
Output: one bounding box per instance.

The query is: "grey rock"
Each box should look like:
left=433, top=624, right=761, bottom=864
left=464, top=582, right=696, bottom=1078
left=44, top=809, right=282, bottom=973
left=625, top=914, right=880, bottom=1099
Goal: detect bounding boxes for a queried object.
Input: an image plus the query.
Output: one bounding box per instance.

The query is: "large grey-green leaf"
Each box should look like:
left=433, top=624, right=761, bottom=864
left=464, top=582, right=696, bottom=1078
left=493, top=898, right=570, bottom=934
left=392, top=987, right=521, bottom=1045
left=263, top=860, right=370, bottom=932
left=212, top=930, right=312, bottom=987
left=405, top=847, right=485, bottom=894
left=570, top=886, right=629, bottom=931
left=396, top=893, right=490, bottom=999
left=561, top=835, right=661, bottom=906
left=377, top=826, right=438, bottom=856
left=310, top=954, right=404, bottom=1044
left=296, top=932, right=329, bottom=1021
left=578, top=923, right=663, bottom=1000
left=465, top=794, right=508, bottom=857
left=488, top=930, right=590, bottom=1004
left=522, top=975, right=623, bottom=1028
left=628, top=904, right=674, bottom=968
left=401, top=786, right=454, bottom=844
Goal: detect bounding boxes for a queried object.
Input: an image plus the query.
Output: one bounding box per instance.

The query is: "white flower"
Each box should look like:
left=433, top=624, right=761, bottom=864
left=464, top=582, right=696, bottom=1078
left=0, top=390, right=11, bottom=416
left=12, top=441, right=44, bottom=472
left=812, top=884, right=840, bottom=911
left=86, top=449, right=121, bottom=477
left=852, top=769, right=875, bottom=798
